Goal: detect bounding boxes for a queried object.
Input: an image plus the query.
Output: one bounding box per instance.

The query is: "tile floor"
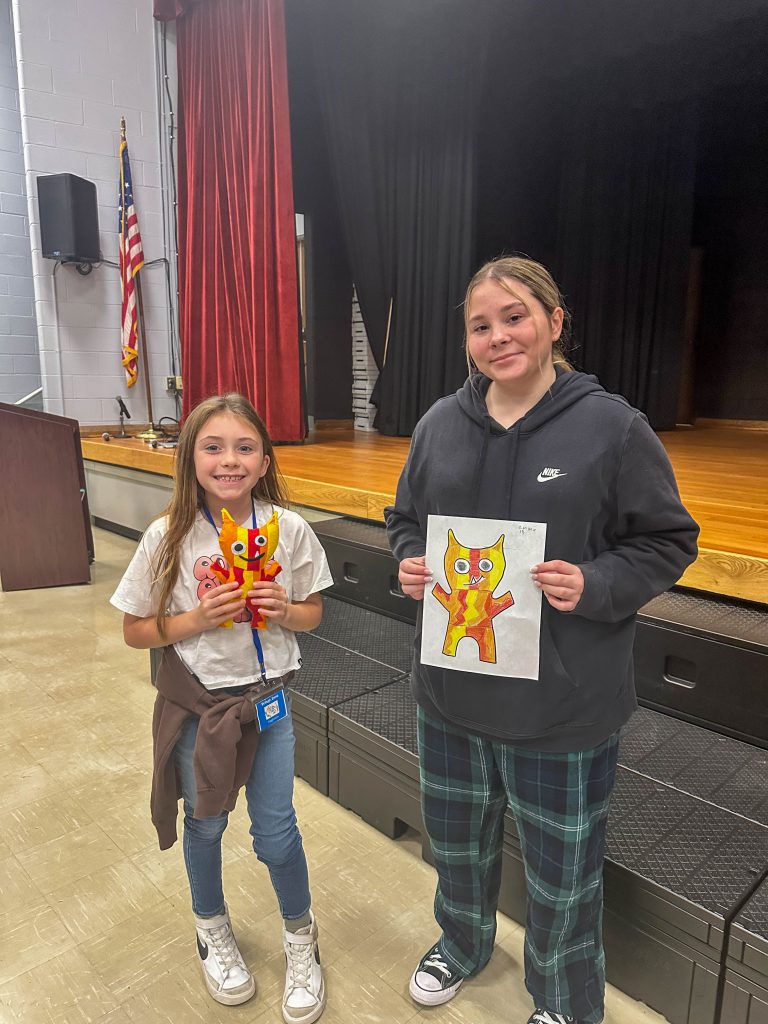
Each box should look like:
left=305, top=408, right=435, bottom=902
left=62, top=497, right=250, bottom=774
left=0, top=528, right=669, bottom=1024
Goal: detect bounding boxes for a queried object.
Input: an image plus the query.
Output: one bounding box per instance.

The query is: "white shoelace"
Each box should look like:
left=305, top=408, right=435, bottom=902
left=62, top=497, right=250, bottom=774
left=286, top=938, right=314, bottom=991
left=205, top=922, right=244, bottom=980
left=422, top=948, right=452, bottom=979
left=532, top=1011, right=574, bottom=1024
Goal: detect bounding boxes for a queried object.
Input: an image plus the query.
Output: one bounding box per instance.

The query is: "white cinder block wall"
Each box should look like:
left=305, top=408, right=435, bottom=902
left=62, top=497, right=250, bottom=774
left=0, top=0, right=40, bottom=408
left=10, top=0, right=176, bottom=426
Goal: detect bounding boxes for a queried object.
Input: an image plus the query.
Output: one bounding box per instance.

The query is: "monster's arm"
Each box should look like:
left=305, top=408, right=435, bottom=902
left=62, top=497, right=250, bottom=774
left=210, top=557, right=230, bottom=583
left=432, top=582, right=452, bottom=610
left=489, top=591, right=514, bottom=617
left=262, top=560, right=282, bottom=583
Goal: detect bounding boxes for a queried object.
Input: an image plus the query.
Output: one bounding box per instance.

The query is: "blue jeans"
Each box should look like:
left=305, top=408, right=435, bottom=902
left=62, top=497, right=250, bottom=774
left=173, top=701, right=311, bottom=921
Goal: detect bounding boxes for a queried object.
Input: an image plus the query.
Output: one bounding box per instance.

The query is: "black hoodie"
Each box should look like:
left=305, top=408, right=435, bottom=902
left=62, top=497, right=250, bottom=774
left=385, top=369, right=699, bottom=751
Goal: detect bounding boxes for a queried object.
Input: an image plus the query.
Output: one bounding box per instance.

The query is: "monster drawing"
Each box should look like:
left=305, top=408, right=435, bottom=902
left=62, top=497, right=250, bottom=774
left=432, top=529, right=514, bottom=663
left=208, top=507, right=282, bottom=630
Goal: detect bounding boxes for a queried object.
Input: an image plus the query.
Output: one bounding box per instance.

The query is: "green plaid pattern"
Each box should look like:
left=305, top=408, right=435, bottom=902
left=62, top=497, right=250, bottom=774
left=418, top=707, right=619, bottom=1024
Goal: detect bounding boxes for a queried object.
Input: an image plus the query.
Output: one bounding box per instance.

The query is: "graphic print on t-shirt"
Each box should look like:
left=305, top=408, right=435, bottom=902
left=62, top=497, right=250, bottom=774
left=193, top=553, right=253, bottom=622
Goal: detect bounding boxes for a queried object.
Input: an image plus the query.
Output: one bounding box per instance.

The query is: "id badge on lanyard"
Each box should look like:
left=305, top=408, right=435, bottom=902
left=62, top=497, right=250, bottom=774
left=251, top=679, right=287, bottom=732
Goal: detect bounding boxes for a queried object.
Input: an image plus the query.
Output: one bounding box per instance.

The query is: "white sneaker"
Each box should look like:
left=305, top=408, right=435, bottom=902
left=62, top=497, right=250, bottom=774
left=195, top=906, right=256, bottom=1006
left=282, top=912, right=326, bottom=1023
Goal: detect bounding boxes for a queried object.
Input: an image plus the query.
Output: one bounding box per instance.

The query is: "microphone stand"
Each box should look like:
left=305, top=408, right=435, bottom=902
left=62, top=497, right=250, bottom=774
left=115, top=396, right=131, bottom=437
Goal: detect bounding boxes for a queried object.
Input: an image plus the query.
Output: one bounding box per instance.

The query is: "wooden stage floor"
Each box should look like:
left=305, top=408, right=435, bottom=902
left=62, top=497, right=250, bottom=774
left=82, top=421, right=768, bottom=605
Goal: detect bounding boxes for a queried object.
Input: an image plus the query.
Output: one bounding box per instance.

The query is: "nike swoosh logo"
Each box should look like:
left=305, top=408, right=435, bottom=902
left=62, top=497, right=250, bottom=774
left=197, top=936, right=209, bottom=960
left=537, top=472, right=567, bottom=483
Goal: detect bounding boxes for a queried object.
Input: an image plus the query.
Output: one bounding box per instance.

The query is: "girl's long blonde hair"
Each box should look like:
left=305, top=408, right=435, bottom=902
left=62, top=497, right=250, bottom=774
left=151, top=393, right=290, bottom=637
left=464, top=255, right=573, bottom=376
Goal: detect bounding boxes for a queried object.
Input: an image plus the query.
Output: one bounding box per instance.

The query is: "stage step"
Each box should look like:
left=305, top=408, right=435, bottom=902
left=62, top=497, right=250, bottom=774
left=327, top=675, right=768, bottom=1024
left=290, top=629, right=404, bottom=794
left=310, top=517, right=415, bottom=623
left=309, top=595, right=414, bottom=673
left=725, top=878, right=768, bottom=1024
left=620, top=706, right=768, bottom=824
left=329, top=676, right=422, bottom=841
left=636, top=591, right=768, bottom=748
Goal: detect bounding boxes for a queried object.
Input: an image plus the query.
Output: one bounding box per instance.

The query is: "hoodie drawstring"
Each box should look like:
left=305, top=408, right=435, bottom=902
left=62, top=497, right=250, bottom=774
left=505, top=428, right=520, bottom=514
left=471, top=415, right=492, bottom=515
left=470, top=415, right=522, bottom=517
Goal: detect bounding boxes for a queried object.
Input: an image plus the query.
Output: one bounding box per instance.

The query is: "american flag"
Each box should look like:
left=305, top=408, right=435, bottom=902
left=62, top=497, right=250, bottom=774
left=119, top=136, right=145, bottom=387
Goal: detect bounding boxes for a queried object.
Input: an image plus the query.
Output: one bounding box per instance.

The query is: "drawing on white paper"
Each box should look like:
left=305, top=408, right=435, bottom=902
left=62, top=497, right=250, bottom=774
left=422, top=515, right=546, bottom=680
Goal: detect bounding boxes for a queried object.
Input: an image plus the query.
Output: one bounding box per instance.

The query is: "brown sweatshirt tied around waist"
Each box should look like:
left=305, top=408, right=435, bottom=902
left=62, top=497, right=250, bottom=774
left=151, top=644, right=263, bottom=850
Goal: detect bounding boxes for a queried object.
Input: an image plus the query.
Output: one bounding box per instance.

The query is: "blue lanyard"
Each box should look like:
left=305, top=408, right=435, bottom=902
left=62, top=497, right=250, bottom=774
left=201, top=500, right=269, bottom=681
left=201, top=499, right=256, bottom=532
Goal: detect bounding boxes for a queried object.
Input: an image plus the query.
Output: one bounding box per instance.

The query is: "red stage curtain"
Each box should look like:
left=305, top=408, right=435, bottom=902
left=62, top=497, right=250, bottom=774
left=156, top=0, right=304, bottom=440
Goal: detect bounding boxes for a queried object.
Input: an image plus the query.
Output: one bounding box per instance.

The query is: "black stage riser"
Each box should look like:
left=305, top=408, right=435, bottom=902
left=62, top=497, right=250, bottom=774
left=635, top=591, right=768, bottom=749
left=311, top=518, right=416, bottom=623
left=290, top=632, right=403, bottom=794
left=724, top=880, right=768, bottom=1024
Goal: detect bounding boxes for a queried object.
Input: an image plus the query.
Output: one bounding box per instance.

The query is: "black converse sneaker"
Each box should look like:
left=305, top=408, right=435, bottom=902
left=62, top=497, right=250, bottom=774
left=409, top=942, right=464, bottom=1006
left=194, top=906, right=255, bottom=1006
left=527, top=1010, right=577, bottom=1024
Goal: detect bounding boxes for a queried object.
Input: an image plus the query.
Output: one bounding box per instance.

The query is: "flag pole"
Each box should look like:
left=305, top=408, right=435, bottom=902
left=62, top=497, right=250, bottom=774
left=135, top=276, right=157, bottom=437
left=121, top=115, right=157, bottom=439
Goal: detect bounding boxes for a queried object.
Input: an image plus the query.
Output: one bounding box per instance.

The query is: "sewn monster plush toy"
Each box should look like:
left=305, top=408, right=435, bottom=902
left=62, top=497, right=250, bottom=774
left=210, top=507, right=282, bottom=630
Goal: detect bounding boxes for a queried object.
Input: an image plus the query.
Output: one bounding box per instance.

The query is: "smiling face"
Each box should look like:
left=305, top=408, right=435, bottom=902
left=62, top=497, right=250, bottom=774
left=466, top=278, right=563, bottom=389
left=193, top=412, right=270, bottom=520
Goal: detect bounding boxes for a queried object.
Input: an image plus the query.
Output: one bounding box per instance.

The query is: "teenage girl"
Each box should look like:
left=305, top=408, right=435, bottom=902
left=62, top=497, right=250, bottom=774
left=386, top=256, right=699, bottom=1024
left=111, top=393, right=331, bottom=1023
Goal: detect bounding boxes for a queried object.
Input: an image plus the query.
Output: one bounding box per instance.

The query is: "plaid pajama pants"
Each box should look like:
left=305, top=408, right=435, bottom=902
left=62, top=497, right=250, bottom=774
left=418, top=706, right=619, bottom=1024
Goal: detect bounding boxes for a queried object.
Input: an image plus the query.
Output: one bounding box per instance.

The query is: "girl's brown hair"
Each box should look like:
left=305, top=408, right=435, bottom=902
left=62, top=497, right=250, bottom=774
left=464, top=255, right=573, bottom=376
left=151, top=393, right=290, bottom=637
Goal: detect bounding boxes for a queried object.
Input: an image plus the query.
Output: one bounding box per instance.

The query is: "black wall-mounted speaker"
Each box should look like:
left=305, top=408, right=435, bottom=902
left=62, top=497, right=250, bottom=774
left=37, top=173, right=101, bottom=263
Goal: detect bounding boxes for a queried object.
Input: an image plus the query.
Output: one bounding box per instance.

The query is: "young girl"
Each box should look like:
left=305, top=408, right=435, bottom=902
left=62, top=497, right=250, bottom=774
left=111, top=393, right=332, bottom=1022
left=386, top=257, right=699, bottom=1024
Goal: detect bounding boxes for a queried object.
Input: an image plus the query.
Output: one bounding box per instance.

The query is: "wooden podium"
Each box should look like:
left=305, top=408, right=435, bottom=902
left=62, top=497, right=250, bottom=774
left=0, top=403, right=93, bottom=591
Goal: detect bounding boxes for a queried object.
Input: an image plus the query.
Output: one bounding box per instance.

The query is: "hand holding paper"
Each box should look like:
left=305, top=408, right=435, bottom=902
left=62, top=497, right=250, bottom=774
left=530, top=560, right=585, bottom=612
left=398, top=555, right=432, bottom=600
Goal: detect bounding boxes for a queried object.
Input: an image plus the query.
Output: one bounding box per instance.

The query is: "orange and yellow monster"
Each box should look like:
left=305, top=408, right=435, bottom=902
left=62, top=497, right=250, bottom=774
left=210, top=507, right=282, bottom=630
left=432, top=530, right=514, bottom=663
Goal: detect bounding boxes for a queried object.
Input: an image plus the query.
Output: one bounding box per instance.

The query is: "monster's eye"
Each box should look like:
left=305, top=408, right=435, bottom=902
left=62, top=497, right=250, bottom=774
left=254, top=534, right=267, bottom=547
left=232, top=541, right=246, bottom=555
left=454, top=558, right=470, bottom=573
left=478, top=558, right=493, bottom=572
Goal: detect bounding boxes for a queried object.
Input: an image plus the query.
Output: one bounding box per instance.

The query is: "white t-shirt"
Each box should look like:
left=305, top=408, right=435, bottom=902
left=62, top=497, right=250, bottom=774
left=110, top=504, right=334, bottom=689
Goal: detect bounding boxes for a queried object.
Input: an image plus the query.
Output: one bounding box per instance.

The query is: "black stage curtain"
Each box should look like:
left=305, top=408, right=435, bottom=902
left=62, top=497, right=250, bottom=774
left=305, top=0, right=483, bottom=435
left=555, top=74, right=699, bottom=431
